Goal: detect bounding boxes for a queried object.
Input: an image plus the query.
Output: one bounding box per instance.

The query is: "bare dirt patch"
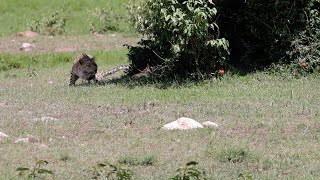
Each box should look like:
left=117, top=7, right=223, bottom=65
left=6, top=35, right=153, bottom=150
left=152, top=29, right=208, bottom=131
left=0, top=34, right=140, bottom=53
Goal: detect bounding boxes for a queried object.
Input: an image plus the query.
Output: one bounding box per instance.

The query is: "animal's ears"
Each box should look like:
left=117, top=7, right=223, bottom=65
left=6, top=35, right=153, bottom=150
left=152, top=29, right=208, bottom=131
left=88, top=54, right=95, bottom=61
left=80, top=53, right=87, bottom=58
left=82, top=53, right=95, bottom=60
left=79, top=58, right=84, bottom=65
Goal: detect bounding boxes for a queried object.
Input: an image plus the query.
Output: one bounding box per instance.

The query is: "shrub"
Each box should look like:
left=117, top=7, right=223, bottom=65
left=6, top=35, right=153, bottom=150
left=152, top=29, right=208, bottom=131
left=170, top=161, right=208, bottom=180
left=127, top=0, right=229, bottom=79
left=27, top=8, right=69, bottom=36
left=288, top=1, right=320, bottom=75
left=217, top=0, right=320, bottom=72
left=16, top=159, right=54, bottom=179
left=0, top=56, right=22, bottom=71
left=88, top=7, right=122, bottom=34
left=84, top=162, right=133, bottom=179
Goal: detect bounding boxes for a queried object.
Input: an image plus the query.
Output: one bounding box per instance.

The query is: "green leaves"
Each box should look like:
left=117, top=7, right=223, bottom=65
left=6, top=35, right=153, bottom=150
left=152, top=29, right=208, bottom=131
left=85, top=162, right=134, bottom=179
left=37, top=169, right=54, bottom=175
left=88, top=7, right=122, bottom=34
left=186, top=161, right=198, bottom=166
left=27, top=8, right=69, bottom=36
left=16, top=159, right=54, bottom=178
left=16, top=167, right=30, bottom=172
left=128, top=0, right=229, bottom=79
left=170, top=161, right=208, bottom=180
left=36, top=160, right=49, bottom=166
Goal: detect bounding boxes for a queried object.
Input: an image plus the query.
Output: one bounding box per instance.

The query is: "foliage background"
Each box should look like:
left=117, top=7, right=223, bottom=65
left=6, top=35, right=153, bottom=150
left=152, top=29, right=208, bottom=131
left=217, top=0, right=320, bottom=71
left=128, top=0, right=320, bottom=78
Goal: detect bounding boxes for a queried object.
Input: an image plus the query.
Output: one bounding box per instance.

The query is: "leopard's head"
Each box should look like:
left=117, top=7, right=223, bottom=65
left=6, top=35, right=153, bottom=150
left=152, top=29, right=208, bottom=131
left=76, top=53, right=98, bottom=80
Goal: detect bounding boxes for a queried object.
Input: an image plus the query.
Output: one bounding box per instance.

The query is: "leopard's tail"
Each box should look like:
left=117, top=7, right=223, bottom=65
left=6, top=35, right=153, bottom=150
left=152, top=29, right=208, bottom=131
left=95, top=65, right=129, bottom=81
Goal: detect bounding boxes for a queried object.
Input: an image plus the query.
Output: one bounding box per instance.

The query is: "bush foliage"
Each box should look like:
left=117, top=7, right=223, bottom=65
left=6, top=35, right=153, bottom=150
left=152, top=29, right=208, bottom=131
left=127, top=0, right=229, bottom=79
left=218, top=0, right=320, bottom=71
left=27, top=8, right=69, bottom=36
left=88, top=7, right=122, bottom=34
left=128, top=0, right=320, bottom=78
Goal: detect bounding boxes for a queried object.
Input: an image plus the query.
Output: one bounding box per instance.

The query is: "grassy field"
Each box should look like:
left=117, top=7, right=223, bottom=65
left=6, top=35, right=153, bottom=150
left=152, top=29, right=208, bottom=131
left=0, top=50, right=320, bottom=179
left=0, top=0, right=131, bottom=36
left=0, top=0, right=319, bottom=179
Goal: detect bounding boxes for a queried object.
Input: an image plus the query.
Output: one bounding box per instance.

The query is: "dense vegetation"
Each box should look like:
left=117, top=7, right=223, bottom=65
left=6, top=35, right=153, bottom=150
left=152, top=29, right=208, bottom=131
left=218, top=0, right=320, bottom=71
left=127, top=0, right=320, bottom=78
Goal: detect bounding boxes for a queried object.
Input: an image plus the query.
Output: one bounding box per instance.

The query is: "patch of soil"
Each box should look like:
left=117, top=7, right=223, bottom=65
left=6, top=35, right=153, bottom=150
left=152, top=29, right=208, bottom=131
left=0, top=33, right=140, bottom=53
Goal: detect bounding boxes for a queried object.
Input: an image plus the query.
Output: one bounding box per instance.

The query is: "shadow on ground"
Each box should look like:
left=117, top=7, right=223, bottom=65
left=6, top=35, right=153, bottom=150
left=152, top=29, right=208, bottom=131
left=74, top=75, right=210, bottom=89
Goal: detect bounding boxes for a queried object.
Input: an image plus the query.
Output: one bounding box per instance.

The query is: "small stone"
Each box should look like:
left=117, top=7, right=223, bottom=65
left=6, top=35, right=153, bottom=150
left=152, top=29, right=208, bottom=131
left=14, top=137, right=39, bottom=144
left=19, top=43, right=35, bottom=51
left=0, top=102, right=8, bottom=107
left=202, top=121, right=219, bottom=129
left=32, top=116, right=58, bottom=122
left=0, top=132, right=9, bottom=138
left=162, top=117, right=203, bottom=130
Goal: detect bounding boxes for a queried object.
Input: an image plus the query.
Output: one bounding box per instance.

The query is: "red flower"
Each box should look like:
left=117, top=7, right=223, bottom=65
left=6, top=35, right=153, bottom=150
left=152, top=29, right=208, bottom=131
left=218, top=69, right=225, bottom=75
left=300, top=63, right=308, bottom=68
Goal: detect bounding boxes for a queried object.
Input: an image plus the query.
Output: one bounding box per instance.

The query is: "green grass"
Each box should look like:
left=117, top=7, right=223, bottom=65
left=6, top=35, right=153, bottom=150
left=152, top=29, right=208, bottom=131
left=0, top=0, right=131, bottom=36
left=0, top=49, right=128, bottom=72
left=0, top=50, right=320, bottom=179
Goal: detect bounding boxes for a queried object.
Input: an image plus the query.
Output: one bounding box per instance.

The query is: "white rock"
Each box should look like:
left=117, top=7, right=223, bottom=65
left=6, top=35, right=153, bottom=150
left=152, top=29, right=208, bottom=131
left=0, top=132, right=9, bottom=138
left=14, top=137, right=39, bottom=144
left=32, top=116, right=58, bottom=122
left=0, top=102, right=8, bottom=107
left=19, top=43, right=35, bottom=51
left=38, top=143, right=49, bottom=149
left=202, top=121, right=219, bottom=128
left=162, top=117, right=203, bottom=130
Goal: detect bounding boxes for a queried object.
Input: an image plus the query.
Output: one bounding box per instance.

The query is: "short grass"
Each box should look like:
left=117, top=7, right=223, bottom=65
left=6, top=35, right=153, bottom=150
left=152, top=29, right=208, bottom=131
left=0, top=49, right=129, bottom=72
left=0, top=50, right=320, bottom=179
left=0, top=0, right=131, bottom=36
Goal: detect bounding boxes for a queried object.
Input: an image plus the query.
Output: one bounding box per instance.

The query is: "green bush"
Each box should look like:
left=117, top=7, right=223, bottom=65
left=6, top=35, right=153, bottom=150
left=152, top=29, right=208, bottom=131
left=27, top=8, right=69, bottom=35
left=88, top=7, right=122, bottom=34
left=170, top=161, right=208, bottom=180
left=288, top=1, right=320, bottom=75
left=84, top=162, right=134, bottom=179
left=127, top=0, right=229, bottom=79
left=217, top=0, right=320, bottom=72
left=128, top=0, right=320, bottom=77
left=16, top=159, right=54, bottom=179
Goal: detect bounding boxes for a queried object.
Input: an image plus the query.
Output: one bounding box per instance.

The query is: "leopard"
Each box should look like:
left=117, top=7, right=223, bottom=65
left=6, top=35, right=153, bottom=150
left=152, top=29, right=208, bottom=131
left=69, top=53, right=98, bottom=86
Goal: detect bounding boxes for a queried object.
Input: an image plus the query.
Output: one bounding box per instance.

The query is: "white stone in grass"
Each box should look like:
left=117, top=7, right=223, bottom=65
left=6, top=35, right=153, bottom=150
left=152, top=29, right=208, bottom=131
left=38, top=143, right=49, bottom=149
left=19, top=43, right=35, bottom=51
left=162, top=117, right=203, bottom=130
left=32, top=116, right=58, bottom=122
left=14, top=137, right=39, bottom=144
left=0, top=132, right=9, bottom=138
left=202, top=121, right=219, bottom=129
